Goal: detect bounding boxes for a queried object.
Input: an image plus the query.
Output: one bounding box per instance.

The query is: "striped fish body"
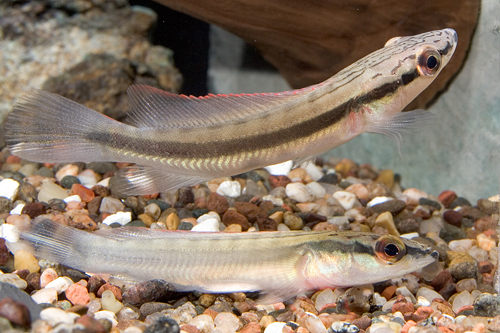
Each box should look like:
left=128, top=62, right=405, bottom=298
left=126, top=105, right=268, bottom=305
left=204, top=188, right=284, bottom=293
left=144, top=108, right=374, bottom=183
left=6, top=29, right=457, bottom=194
left=2, top=218, right=438, bottom=303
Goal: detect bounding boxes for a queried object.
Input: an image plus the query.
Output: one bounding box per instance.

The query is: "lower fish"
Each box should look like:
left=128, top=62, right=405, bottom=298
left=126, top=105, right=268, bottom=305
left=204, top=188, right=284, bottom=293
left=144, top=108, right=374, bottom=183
left=2, top=218, right=437, bottom=303
left=5, top=29, right=457, bottom=195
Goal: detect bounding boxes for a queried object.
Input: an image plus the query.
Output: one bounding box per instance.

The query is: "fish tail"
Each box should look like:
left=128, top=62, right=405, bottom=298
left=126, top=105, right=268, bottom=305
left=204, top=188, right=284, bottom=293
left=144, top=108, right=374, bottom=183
left=2, top=218, right=87, bottom=268
left=5, top=89, right=121, bottom=163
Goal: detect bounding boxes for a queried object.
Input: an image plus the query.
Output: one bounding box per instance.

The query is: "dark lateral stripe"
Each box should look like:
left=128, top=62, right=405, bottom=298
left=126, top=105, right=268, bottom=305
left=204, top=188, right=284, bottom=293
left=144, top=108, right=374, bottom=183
left=311, top=238, right=376, bottom=256
left=95, top=70, right=416, bottom=159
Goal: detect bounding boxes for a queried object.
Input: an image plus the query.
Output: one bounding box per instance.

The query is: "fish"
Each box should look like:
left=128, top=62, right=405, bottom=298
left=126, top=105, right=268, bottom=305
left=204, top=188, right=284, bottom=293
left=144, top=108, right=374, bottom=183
left=1, top=218, right=438, bottom=303
left=5, top=29, right=457, bottom=195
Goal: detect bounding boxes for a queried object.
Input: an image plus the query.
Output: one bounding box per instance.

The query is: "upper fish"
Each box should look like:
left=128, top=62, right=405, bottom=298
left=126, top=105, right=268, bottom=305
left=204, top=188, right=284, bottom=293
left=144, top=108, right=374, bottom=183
left=2, top=218, right=438, bottom=304
left=5, top=29, right=457, bottom=195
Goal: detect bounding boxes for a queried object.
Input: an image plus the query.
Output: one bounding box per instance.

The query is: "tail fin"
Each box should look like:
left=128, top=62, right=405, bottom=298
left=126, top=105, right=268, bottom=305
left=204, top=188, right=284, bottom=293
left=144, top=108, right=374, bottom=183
left=5, top=90, right=120, bottom=163
left=2, top=217, right=87, bottom=269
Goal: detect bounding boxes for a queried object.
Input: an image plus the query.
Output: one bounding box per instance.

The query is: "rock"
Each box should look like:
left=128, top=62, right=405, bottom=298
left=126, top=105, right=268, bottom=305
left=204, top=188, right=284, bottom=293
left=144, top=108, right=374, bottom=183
left=375, top=169, right=394, bottom=189
left=38, top=181, right=69, bottom=203
left=20, top=202, right=46, bottom=218
left=438, top=190, right=457, bottom=208
left=333, top=191, right=359, bottom=210
left=449, top=197, right=472, bottom=209
left=439, top=222, right=466, bottom=242
left=473, top=293, right=500, bottom=317
left=369, top=200, right=406, bottom=215
left=0, top=179, right=19, bottom=201
left=45, top=277, right=74, bottom=294
left=31, top=288, right=58, bottom=304
left=306, top=182, right=326, bottom=199
left=102, top=211, right=132, bottom=226
left=14, top=250, right=40, bottom=273
left=71, top=184, right=95, bottom=202
left=17, top=182, right=37, bottom=203
left=452, top=290, right=474, bottom=314
left=140, top=302, right=173, bottom=317
left=217, top=181, right=242, bottom=198
left=447, top=251, right=478, bottom=280
left=235, top=202, right=261, bottom=222
left=65, top=282, right=90, bottom=305
left=0, top=282, right=41, bottom=323
left=0, top=239, right=8, bottom=266
left=256, top=215, right=277, bottom=231
left=144, top=316, right=180, bottom=333
left=394, top=216, right=421, bottom=234
left=40, top=307, right=74, bottom=326
left=419, top=198, right=442, bottom=211
left=443, top=210, right=462, bottom=227
left=328, top=321, right=360, bottom=333
left=345, top=183, right=369, bottom=201
left=268, top=175, right=291, bottom=189
left=100, top=196, right=125, bottom=214
left=374, top=211, right=400, bottom=236
left=101, top=290, right=123, bottom=314
left=315, top=288, right=336, bottom=311
left=214, top=312, right=241, bottom=332
left=60, top=175, right=81, bottom=189
left=122, top=280, right=170, bottom=306
left=165, top=212, right=180, bottom=230
left=286, top=182, right=314, bottom=203
left=40, top=268, right=58, bottom=288
left=76, top=314, right=107, bottom=333
left=403, top=188, right=428, bottom=206
left=392, top=295, right=414, bottom=314
left=265, top=322, right=287, bottom=333
left=318, top=173, right=338, bottom=184
left=0, top=197, right=11, bottom=214
left=206, top=193, right=229, bottom=214
left=240, top=322, right=262, bottom=333
left=456, top=278, right=477, bottom=293
left=222, top=209, right=250, bottom=231
left=0, top=297, right=31, bottom=328
left=416, top=287, right=444, bottom=302
left=87, top=275, right=106, bottom=294
left=191, top=218, right=220, bottom=232
left=244, top=179, right=268, bottom=197
left=69, top=212, right=97, bottom=231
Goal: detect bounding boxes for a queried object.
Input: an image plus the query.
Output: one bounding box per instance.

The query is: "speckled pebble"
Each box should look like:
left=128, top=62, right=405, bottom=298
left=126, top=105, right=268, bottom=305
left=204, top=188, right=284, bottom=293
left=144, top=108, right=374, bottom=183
left=65, top=282, right=90, bottom=305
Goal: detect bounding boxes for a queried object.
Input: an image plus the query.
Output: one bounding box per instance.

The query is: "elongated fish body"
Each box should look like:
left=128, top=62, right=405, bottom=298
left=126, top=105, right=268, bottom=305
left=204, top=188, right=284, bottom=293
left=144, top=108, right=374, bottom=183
left=6, top=29, right=457, bottom=195
left=2, top=218, right=437, bottom=303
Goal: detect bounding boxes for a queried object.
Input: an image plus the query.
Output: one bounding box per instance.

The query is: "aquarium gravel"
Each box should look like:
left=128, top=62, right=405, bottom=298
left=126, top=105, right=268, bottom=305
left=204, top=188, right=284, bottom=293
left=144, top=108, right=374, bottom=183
left=0, top=148, right=498, bottom=333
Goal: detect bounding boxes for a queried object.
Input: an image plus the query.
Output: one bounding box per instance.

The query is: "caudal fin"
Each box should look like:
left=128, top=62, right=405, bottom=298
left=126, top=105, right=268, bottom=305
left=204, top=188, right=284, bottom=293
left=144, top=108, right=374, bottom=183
left=5, top=90, right=119, bottom=163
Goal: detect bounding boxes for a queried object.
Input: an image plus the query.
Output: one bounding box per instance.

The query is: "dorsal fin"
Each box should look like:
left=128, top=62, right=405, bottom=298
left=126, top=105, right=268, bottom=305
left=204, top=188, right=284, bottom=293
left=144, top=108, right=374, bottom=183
left=125, top=85, right=306, bottom=128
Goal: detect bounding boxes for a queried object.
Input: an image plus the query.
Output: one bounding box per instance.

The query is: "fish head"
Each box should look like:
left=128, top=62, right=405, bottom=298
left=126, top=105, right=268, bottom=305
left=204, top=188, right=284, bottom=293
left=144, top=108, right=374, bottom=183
left=311, top=233, right=438, bottom=288
left=357, top=28, right=458, bottom=115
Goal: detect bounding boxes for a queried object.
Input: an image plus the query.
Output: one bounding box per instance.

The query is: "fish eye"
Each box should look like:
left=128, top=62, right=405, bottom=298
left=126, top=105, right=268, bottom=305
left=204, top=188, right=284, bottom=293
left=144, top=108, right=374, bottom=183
left=375, top=235, right=406, bottom=264
left=417, top=48, right=441, bottom=77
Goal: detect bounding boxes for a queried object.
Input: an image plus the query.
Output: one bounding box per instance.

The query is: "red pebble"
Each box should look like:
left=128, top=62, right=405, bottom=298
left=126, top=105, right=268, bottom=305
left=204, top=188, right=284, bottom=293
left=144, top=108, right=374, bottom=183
left=381, top=285, right=397, bottom=300
left=6, top=155, right=21, bottom=164
left=240, top=322, right=261, bottom=333
left=179, top=324, right=200, bottom=333
left=268, top=175, right=291, bottom=189
left=411, top=306, right=433, bottom=322
left=478, top=261, right=494, bottom=274
left=392, top=295, right=414, bottom=314
left=438, top=190, right=457, bottom=208
left=71, top=184, right=95, bottom=203
left=401, top=320, right=417, bottom=333
left=97, top=283, right=122, bottom=301
left=443, top=210, right=462, bottom=227
left=66, top=283, right=90, bottom=305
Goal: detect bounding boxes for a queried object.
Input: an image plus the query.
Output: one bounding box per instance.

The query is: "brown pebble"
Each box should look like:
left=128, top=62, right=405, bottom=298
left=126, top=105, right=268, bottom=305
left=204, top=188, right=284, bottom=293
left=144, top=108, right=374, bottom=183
left=71, top=184, right=95, bottom=202
left=351, top=316, right=372, bottom=330
left=430, top=299, right=454, bottom=317
left=122, top=279, right=170, bottom=306
left=369, top=200, right=406, bottom=215
left=222, top=209, right=250, bottom=231
left=97, top=283, right=122, bottom=301
left=235, top=201, right=261, bottom=222
left=381, top=285, right=397, bottom=300
left=410, top=306, right=433, bottom=322
left=223, top=224, right=243, bottom=233
left=256, top=214, right=277, bottom=231
left=139, top=302, right=173, bottom=317
left=268, top=175, right=291, bottom=189
left=87, top=275, right=106, bottom=294
left=312, top=222, right=338, bottom=231
left=68, top=304, right=89, bottom=315
left=0, top=238, right=9, bottom=265
left=180, top=324, right=200, bottom=333
left=25, top=272, right=41, bottom=292
left=91, top=185, right=110, bottom=197
left=203, top=308, right=218, bottom=320
left=206, top=193, right=229, bottom=214
left=87, top=196, right=103, bottom=215
left=392, top=295, right=414, bottom=314
left=443, top=210, right=462, bottom=227
left=375, top=169, right=394, bottom=189
left=76, top=314, right=106, bottom=333
left=21, top=202, right=46, bottom=218
left=438, top=190, right=457, bottom=208
left=0, top=297, right=31, bottom=328
left=478, top=261, right=494, bottom=274
left=166, top=212, right=180, bottom=230
left=431, top=270, right=454, bottom=291
left=240, top=322, right=262, bottom=333
left=69, top=213, right=97, bottom=231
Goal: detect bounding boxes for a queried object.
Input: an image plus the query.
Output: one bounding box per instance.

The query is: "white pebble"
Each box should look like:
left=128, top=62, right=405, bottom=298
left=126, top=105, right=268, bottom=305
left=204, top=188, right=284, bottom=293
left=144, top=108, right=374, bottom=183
left=45, top=277, right=73, bottom=294
left=305, top=313, right=327, bottom=333
left=302, top=162, right=324, bottom=181
left=9, top=203, right=25, bottom=215
left=77, top=169, right=97, bottom=187
left=315, top=288, right=335, bottom=311
left=468, top=246, right=489, bottom=262
left=262, top=194, right=284, bottom=206
left=416, top=296, right=431, bottom=307
left=97, top=178, right=110, bottom=187
left=416, top=287, right=444, bottom=302
left=191, top=218, right=220, bottom=232
left=38, top=180, right=69, bottom=202
left=306, top=182, right=326, bottom=199
left=367, top=196, right=393, bottom=208
left=102, top=211, right=132, bottom=226
left=64, top=195, right=82, bottom=203
left=55, top=164, right=79, bottom=182
left=188, top=314, right=215, bottom=333
left=18, top=164, right=36, bottom=177
left=264, top=322, right=287, bottom=333
left=101, top=290, right=123, bottom=314
left=94, top=310, right=118, bottom=327
left=327, top=216, right=350, bottom=228
left=286, top=182, right=314, bottom=203
left=452, top=290, right=475, bottom=314
left=449, top=240, right=476, bottom=252
left=400, top=232, right=420, bottom=239
left=264, top=160, right=293, bottom=176
left=197, top=212, right=221, bottom=223
left=40, top=307, right=74, bottom=326
left=214, top=312, right=240, bottom=332
left=0, top=179, right=20, bottom=201
left=277, top=223, right=291, bottom=231
left=123, top=327, right=143, bottom=333
left=333, top=191, right=359, bottom=210
left=216, top=181, right=241, bottom=198
left=31, top=288, right=58, bottom=304
left=402, top=188, right=428, bottom=206
left=0, top=273, right=27, bottom=289
left=372, top=293, right=387, bottom=306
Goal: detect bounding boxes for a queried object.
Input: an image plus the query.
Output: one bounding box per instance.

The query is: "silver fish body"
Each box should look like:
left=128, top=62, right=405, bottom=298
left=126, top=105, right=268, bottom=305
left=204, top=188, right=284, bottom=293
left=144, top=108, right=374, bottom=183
left=5, top=29, right=457, bottom=195
left=2, top=218, right=437, bottom=303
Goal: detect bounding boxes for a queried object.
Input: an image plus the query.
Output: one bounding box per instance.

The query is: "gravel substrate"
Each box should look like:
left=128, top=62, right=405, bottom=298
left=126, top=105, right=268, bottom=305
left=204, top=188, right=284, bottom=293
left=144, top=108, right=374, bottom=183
left=0, top=147, right=498, bottom=333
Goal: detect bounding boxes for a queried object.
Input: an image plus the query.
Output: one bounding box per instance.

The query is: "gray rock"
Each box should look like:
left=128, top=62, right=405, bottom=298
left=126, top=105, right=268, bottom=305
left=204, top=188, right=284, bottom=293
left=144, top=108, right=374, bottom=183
left=0, top=282, right=42, bottom=323
left=473, top=293, right=500, bottom=317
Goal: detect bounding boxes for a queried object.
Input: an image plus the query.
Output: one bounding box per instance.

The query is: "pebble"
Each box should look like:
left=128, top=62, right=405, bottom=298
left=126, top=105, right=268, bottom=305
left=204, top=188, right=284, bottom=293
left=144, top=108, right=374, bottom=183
left=38, top=181, right=69, bottom=202
left=214, top=312, right=241, bottom=332
left=329, top=321, right=360, bottom=333
left=14, top=250, right=40, bottom=273
left=217, top=181, right=242, bottom=198
left=166, top=212, right=181, bottom=230
left=452, top=290, right=475, bottom=314
left=370, top=200, right=406, bottom=215
left=60, top=175, right=81, bottom=189
left=102, top=211, right=132, bottom=226
left=456, top=278, right=477, bottom=293
left=55, top=164, right=80, bottom=182
left=93, top=310, right=118, bottom=327
left=71, top=183, right=95, bottom=202
left=303, top=163, right=324, bottom=181
left=188, top=314, right=215, bottom=333
left=416, top=287, right=444, bottom=302
left=447, top=251, right=478, bottom=280
left=40, top=307, right=75, bottom=326
left=206, top=193, right=229, bottom=214
left=283, top=211, right=303, bottom=230
left=333, top=191, right=359, bottom=210
left=374, top=212, right=400, bottom=236
left=285, top=182, right=314, bottom=203
left=31, top=287, right=58, bottom=304
left=45, top=276, right=73, bottom=294
left=402, top=188, right=428, bottom=206
left=100, top=196, right=125, bottom=214
left=438, top=190, right=457, bottom=208
left=473, top=293, right=500, bottom=317
left=240, top=322, right=262, bottom=333
left=39, top=268, right=58, bottom=288
left=77, top=169, right=98, bottom=187
left=101, top=290, right=123, bottom=313
left=306, top=182, right=326, bottom=199
left=264, top=322, right=287, bottom=333
left=122, top=280, right=170, bottom=306
left=0, top=179, right=20, bottom=201
left=315, top=288, right=336, bottom=311
left=65, top=282, right=90, bottom=305
left=0, top=297, right=31, bottom=328
left=0, top=273, right=28, bottom=290
left=222, top=210, right=250, bottom=231
left=191, top=218, right=220, bottom=232
left=448, top=239, right=475, bottom=252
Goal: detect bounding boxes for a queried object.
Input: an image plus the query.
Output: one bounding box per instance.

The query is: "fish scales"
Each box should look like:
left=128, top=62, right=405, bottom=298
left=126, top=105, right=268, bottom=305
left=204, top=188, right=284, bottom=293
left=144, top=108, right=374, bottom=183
left=5, top=29, right=457, bottom=195
left=2, top=218, right=438, bottom=303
